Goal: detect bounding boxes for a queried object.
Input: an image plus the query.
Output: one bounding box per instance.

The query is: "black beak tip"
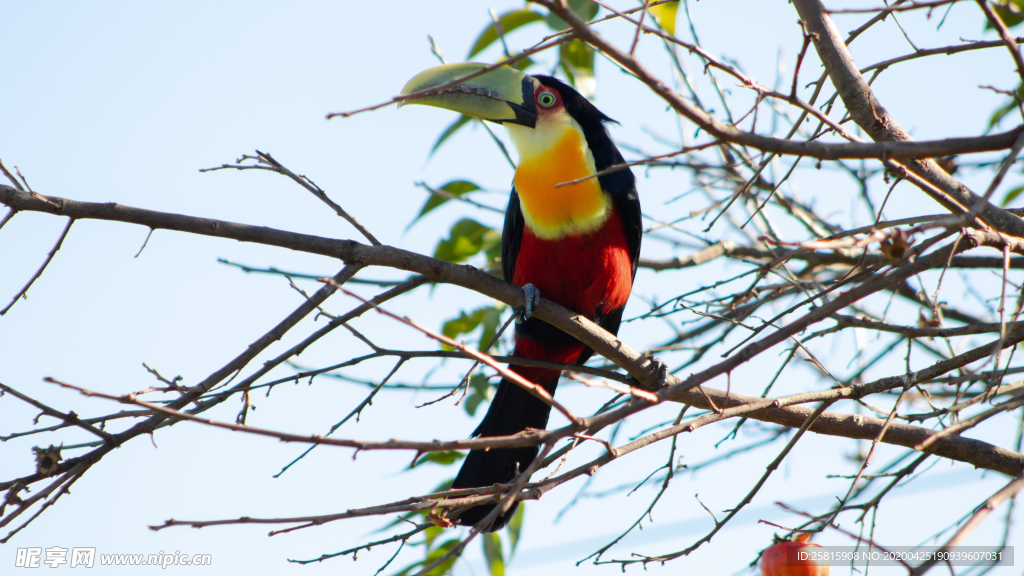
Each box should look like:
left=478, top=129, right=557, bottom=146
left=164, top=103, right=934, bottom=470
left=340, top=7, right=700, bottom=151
left=504, top=75, right=537, bottom=128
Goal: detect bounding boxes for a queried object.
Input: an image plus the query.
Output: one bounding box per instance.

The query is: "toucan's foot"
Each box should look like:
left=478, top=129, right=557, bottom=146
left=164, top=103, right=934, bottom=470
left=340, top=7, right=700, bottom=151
left=517, top=283, right=541, bottom=323
left=626, top=356, right=669, bottom=390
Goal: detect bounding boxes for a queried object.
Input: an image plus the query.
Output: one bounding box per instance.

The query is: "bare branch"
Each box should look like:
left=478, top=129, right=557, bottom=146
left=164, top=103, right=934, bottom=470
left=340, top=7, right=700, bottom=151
left=0, top=383, right=115, bottom=443
left=0, top=218, right=73, bottom=316
left=975, top=0, right=1024, bottom=85
left=909, top=475, right=1024, bottom=576
left=790, top=0, right=1024, bottom=236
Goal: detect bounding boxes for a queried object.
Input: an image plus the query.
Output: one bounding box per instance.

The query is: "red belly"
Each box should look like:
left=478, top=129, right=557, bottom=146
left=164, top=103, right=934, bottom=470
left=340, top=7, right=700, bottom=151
left=512, top=205, right=633, bottom=319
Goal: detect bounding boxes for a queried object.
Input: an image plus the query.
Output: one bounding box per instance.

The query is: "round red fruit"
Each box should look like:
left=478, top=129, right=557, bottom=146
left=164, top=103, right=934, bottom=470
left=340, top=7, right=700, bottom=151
left=759, top=533, right=830, bottom=576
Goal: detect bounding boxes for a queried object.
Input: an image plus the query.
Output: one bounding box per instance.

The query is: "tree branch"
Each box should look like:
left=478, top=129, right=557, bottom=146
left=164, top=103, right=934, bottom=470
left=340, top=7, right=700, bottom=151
left=791, top=0, right=1024, bottom=237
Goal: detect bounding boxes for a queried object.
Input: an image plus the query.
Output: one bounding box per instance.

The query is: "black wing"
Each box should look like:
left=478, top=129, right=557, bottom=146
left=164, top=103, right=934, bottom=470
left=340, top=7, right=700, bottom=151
left=575, top=108, right=641, bottom=281
left=609, top=177, right=642, bottom=282
left=501, top=186, right=524, bottom=285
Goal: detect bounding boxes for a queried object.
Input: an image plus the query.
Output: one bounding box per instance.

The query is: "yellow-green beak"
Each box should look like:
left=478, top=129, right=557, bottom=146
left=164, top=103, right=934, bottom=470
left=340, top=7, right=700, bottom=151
left=399, top=62, right=537, bottom=127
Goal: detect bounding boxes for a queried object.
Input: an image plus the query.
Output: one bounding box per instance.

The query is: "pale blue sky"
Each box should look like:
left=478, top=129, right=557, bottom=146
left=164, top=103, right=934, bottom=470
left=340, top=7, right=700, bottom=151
left=2, top=2, right=1022, bottom=575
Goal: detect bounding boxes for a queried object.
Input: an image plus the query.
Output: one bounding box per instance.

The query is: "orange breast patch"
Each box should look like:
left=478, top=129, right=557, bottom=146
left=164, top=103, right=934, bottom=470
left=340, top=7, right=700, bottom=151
left=513, top=129, right=608, bottom=238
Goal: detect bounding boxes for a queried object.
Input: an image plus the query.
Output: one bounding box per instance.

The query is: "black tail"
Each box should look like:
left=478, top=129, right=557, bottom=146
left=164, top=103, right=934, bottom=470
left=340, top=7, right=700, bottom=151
left=451, top=367, right=561, bottom=531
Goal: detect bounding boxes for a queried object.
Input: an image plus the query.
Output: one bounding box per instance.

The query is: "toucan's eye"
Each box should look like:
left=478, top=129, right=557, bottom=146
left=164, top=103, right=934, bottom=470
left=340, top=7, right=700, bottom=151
left=537, top=91, right=556, bottom=108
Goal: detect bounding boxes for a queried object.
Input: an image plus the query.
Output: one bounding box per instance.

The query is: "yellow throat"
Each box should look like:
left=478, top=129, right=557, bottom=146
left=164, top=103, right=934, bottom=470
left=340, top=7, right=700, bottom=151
left=507, top=114, right=610, bottom=240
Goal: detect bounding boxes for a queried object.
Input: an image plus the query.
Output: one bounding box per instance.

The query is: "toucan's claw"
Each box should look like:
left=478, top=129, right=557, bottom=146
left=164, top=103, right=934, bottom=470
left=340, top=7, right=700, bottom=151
left=626, top=356, right=669, bottom=390
left=652, top=358, right=669, bottom=388
left=518, top=284, right=541, bottom=324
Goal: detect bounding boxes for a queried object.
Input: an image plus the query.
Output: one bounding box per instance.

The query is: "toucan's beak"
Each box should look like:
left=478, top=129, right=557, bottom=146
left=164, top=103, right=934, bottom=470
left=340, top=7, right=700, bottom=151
left=399, top=62, right=537, bottom=127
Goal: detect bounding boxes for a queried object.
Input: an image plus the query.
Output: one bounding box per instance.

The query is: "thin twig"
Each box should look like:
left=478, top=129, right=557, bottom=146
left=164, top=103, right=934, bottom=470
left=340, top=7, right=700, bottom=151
left=324, top=279, right=585, bottom=427
left=909, top=475, right=1024, bottom=576
left=0, top=383, right=115, bottom=443
left=1, top=218, right=74, bottom=316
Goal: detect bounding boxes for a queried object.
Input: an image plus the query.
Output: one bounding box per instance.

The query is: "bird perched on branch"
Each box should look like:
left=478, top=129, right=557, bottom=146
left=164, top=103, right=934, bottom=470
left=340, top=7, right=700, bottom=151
left=400, top=63, right=643, bottom=531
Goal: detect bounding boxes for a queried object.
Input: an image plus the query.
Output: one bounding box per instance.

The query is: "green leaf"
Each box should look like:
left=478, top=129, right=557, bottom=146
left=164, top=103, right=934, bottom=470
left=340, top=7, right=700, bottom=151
left=988, top=100, right=1018, bottom=131
left=506, top=55, right=535, bottom=72
left=395, top=535, right=461, bottom=576
left=477, top=306, right=502, bottom=351
left=468, top=10, right=546, bottom=58
left=411, top=450, right=465, bottom=469
left=429, top=114, right=472, bottom=158
left=507, top=504, right=525, bottom=557
left=559, top=39, right=596, bottom=98
left=649, top=1, right=679, bottom=37
left=987, top=0, right=1024, bottom=29
left=482, top=532, right=505, bottom=576
left=1003, top=185, right=1024, bottom=207
left=441, top=305, right=505, bottom=352
left=442, top=309, right=484, bottom=350
left=424, top=538, right=461, bottom=576
left=464, top=388, right=486, bottom=416
left=545, top=0, right=599, bottom=31
left=464, top=372, right=494, bottom=416
left=483, top=231, right=503, bottom=264
left=433, top=219, right=500, bottom=264
left=409, top=180, right=482, bottom=229
left=987, top=83, right=1023, bottom=132
left=423, top=525, right=445, bottom=549
left=471, top=372, right=492, bottom=396
left=393, top=560, right=423, bottom=576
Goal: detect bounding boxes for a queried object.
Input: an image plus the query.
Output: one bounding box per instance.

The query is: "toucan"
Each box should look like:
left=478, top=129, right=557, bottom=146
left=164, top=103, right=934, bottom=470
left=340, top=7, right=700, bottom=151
left=400, top=63, right=642, bottom=531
